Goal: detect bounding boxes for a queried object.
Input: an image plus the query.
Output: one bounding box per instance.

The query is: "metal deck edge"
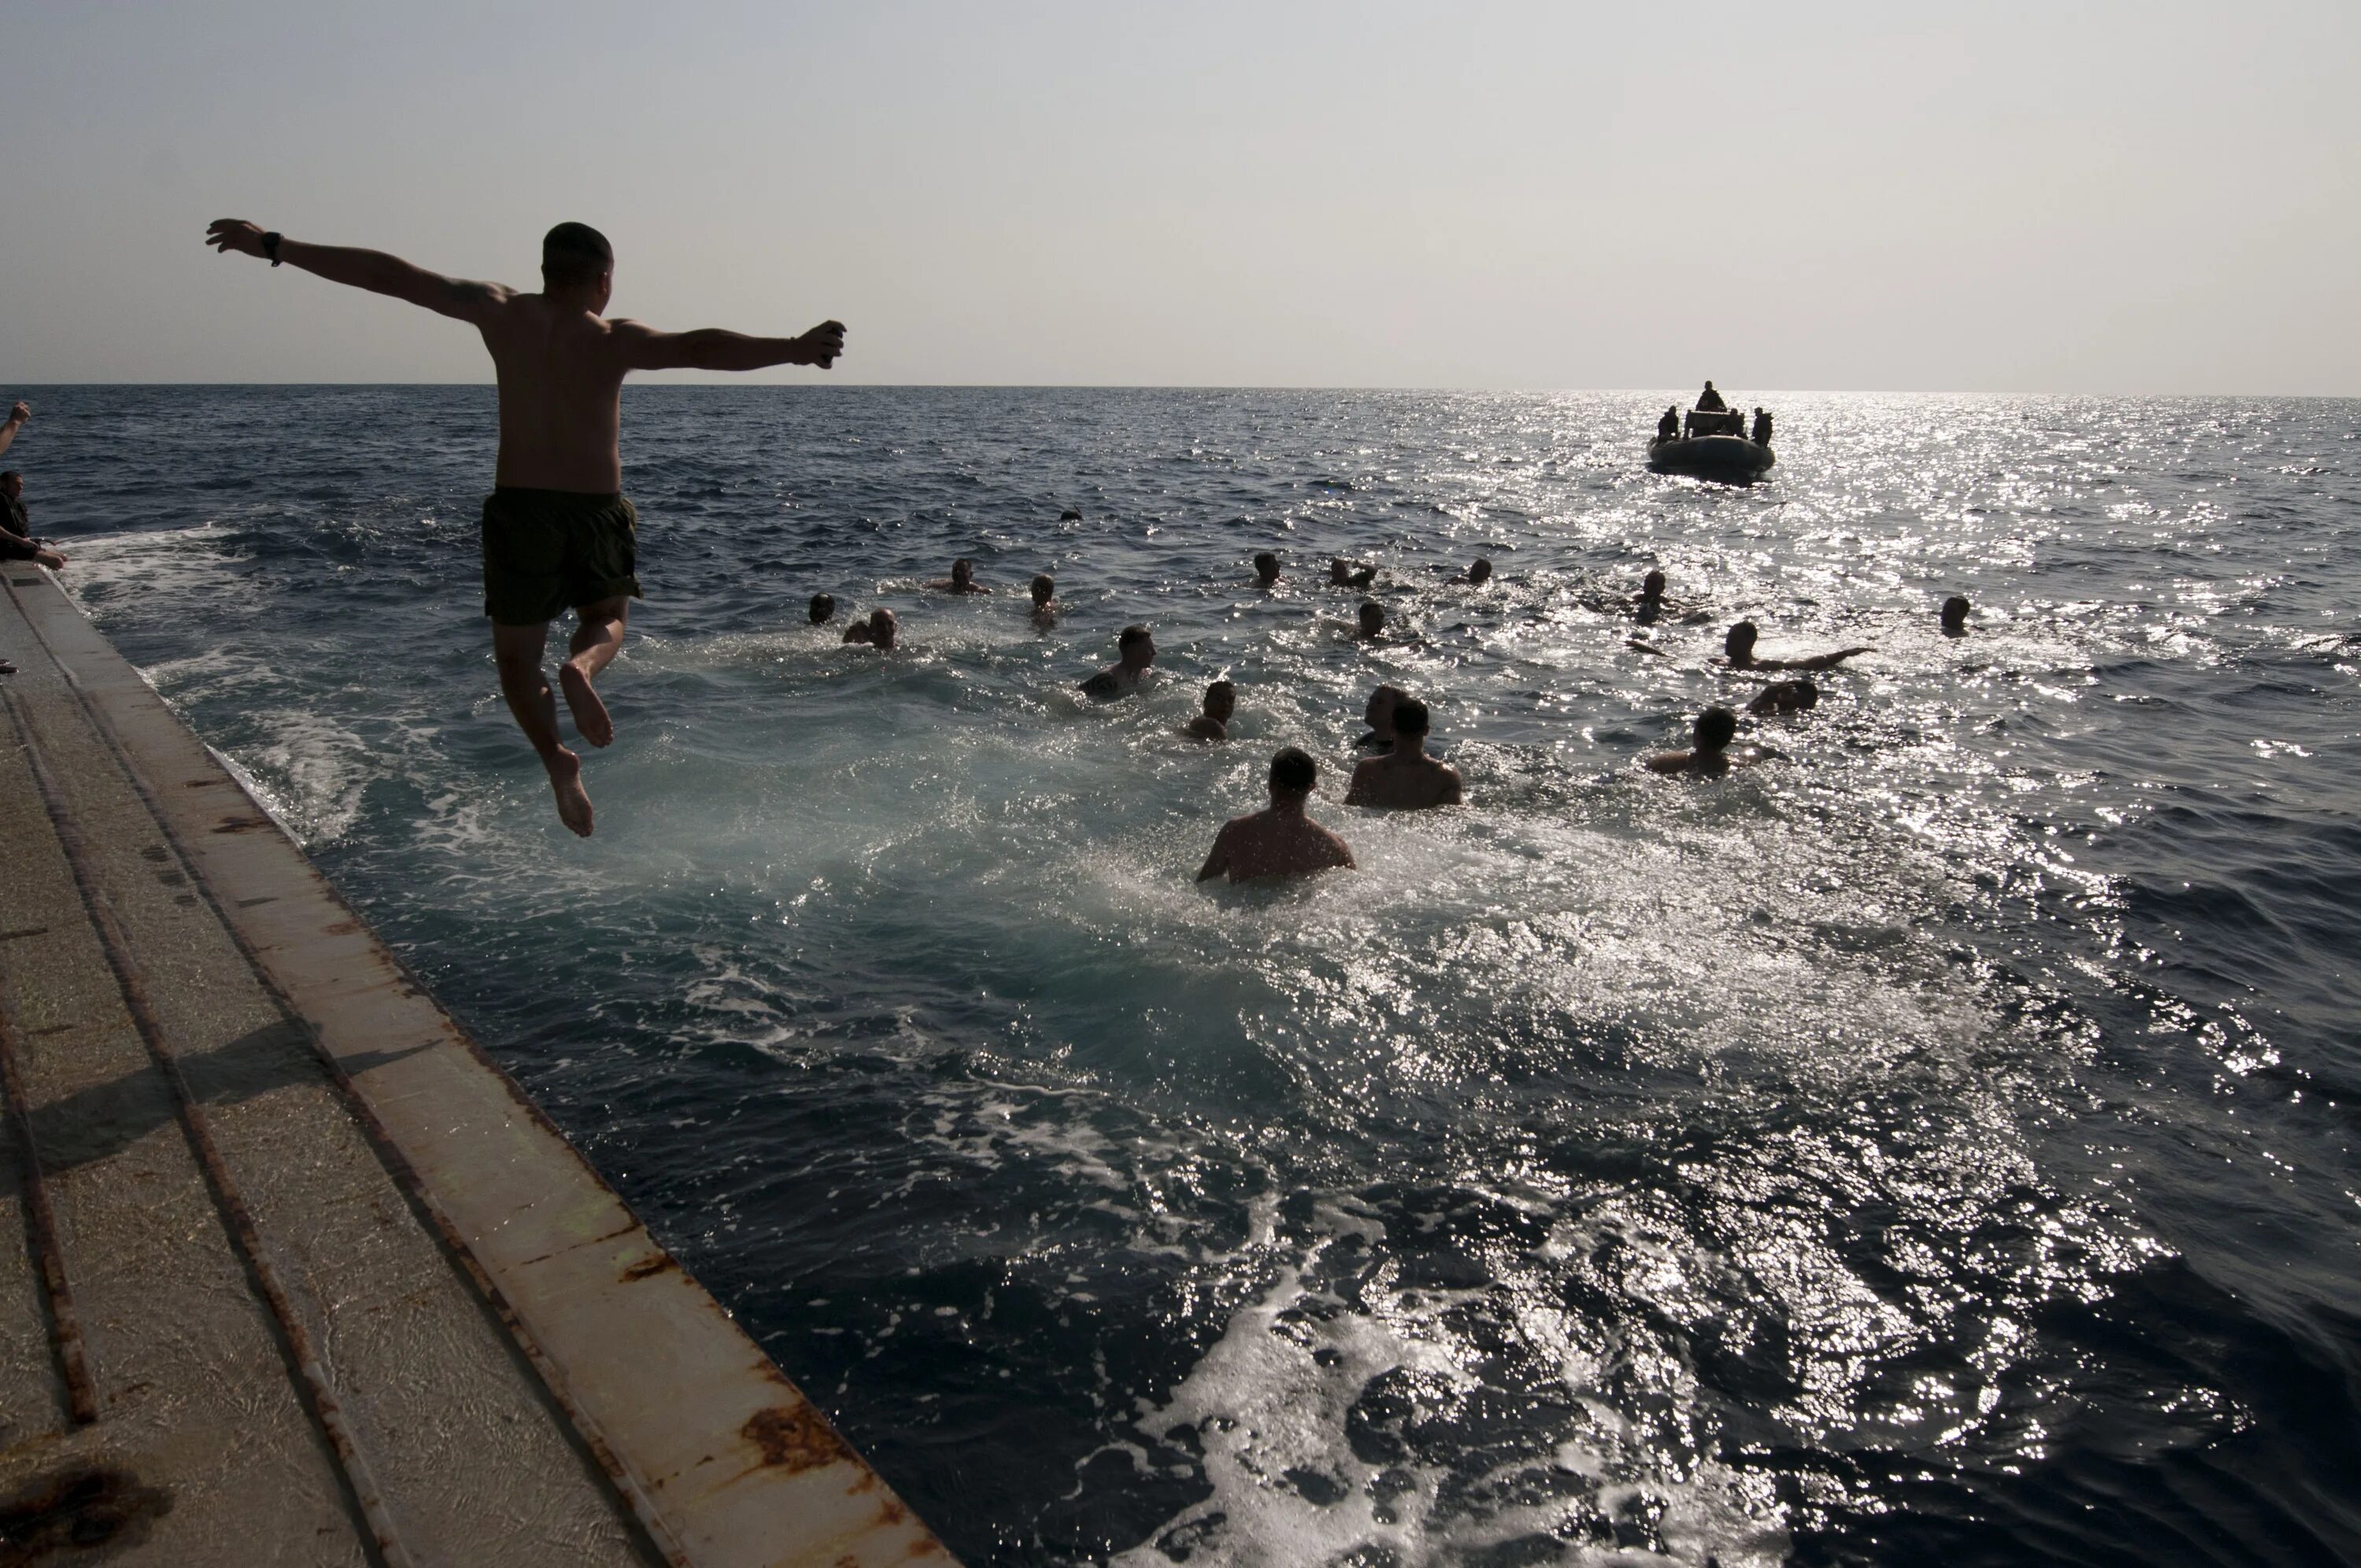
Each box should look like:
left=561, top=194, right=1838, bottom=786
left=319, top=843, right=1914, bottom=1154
left=3, top=570, right=952, bottom=1568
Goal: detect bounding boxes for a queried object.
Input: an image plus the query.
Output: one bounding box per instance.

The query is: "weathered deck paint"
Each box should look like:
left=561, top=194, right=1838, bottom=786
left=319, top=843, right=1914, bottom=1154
left=0, top=566, right=953, bottom=1567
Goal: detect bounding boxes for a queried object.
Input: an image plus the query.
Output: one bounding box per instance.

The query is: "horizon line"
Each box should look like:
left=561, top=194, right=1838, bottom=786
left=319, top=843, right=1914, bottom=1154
left=5, top=382, right=2356, bottom=399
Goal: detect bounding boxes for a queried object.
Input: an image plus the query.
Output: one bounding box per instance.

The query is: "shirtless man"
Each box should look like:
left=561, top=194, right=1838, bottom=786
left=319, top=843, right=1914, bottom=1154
left=1079, top=625, right=1155, bottom=699
left=1185, top=681, right=1237, bottom=741
left=204, top=219, right=843, bottom=836
left=1465, top=558, right=1494, bottom=587
left=842, top=607, right=899, bottom=649
left=1940, top=595, right=1971, bottom=637
left=1196, top=747, right=1356, bottom=883
left=1355, top=600, right=1387, bottom=641
left=1354, top=684, right=1406, bottom=751
left=1329, top=558, right=1376, bottom=590
left=1646, top=707, right=1757, bottom=776
left=1254, top=552, right=1281, bottom=589
left=1723, top=620, right=1873, bottom=673
left=930, top=558, right=992, bottom=595
left=1634, top=569, right=1668, bottom=625
left=809, top=592, right=837, bottom=625
left=1029, top=574, right=1059, bottom=626
left=1346, top=697, right=1462, bottom=809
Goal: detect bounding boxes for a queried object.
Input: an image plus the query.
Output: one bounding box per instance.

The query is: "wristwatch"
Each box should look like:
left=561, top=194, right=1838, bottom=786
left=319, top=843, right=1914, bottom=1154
left=262, top=231, right=283, bottom=267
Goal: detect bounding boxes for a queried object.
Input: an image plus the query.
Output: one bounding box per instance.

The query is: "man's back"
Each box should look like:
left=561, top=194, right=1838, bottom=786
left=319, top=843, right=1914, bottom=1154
left=1207, top=810, right=1354, bottom=881
left=478, top=294, right=634, bottom=493
left=1347, top=751, right=1463, bottom=810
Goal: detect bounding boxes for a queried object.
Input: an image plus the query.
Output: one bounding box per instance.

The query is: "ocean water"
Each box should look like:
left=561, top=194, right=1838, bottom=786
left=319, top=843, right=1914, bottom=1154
left=12, top=386, right=2359, bottom=1566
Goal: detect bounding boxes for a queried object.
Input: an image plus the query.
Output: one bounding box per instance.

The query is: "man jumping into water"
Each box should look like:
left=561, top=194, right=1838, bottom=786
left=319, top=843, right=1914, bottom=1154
left=203, top=219, right=845, bottom=836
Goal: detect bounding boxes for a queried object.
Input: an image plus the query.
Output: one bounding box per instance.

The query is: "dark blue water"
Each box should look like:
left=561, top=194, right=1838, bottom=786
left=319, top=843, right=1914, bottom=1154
left=13, top=386, right=2359, bottom=1566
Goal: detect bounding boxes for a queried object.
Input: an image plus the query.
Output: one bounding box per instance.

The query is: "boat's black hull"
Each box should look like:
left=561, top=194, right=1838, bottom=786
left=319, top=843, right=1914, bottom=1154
left=1649, top=435, right=1774, bottom=484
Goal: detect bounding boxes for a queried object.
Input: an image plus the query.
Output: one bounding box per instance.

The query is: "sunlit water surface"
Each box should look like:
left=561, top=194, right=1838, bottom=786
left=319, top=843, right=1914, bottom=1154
left=19, top=387, right=2360, bottom=1566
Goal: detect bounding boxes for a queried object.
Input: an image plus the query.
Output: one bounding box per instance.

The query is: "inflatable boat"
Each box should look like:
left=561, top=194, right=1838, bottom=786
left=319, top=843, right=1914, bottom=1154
left=1648, top=434, right=1774, bottom=483
left=1648, top=406, right=1773, bottom=483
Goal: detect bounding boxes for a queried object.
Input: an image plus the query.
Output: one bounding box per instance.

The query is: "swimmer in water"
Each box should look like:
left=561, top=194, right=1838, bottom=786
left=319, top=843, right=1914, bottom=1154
left=1030, top=574, right=1059, bottom=626
left=929, top=557, right=991, bottom=595
left=1354, top=683, right=1407, bottom=751
left=1465, top=558, right=1494, bottom=586
left=1941, top=595, right=1971, bottom=637
left=1079, top=624, right=1155, bottom=699
left=1722, top=620, right=1873, bottom=672
left=1746, top=678, right=1817, bottom=717
left=1356, top=600, right=1387, bottom=641
left=1635, top=570, right=1668, bottom=625
left=1646, top=707, right=1757, bottom=776
left=1185, top=680, right=1237, bottom=741
left=1330, top=557, right=1376, bottom=590
left=808, top=592, right=836, bottom=625
left=844, top=607, right=897, bottom=648
left=1345, top=697, right=1463, bottom=810
left=1254, top=552, right=1282, bottom=589
left=1195, top=747, right=1357, bottom=883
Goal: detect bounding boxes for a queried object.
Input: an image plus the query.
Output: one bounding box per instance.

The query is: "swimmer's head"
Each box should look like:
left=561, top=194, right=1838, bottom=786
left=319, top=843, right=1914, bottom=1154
left=1724, top=621, right=1759, bottom=660
left=1694, top=707, right=1738, bottom=752
left=541, top=222, right=613, bottom=302
left=951, top=558, right=975, bottom=586
left=1392, top=697, right=1431, bottom=739
left=869, top=607, right=898, bottom=648
left=1031, top=574, right=1055, bottom=606
left=1204, top=681, right=1237, bottom=722
left=808, top=592, right=835, bottom=624
left=1059, top=507, right=1082, bottom=522
left=1642, top=570, right=1666, bottom=599
left=1795, top=679, right=1820, bottom=710
left=1358, top=601, right=1385, bottom=636
left=1941, top=595, right=1971, bottom=634
left=1118, top=624, right=1155, bottom=666
left=1254, top=552, right=1280, bottom=584
left=1269, top=746, right=1317, bottom=800
left=1468, top=558, right=1493, bottom=585
left=1330, top=558, right=1352, bottom=584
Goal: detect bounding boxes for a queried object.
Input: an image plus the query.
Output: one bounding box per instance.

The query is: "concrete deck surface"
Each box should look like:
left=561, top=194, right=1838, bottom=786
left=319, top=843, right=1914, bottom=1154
left=0, top=566, right=949, bottom=1567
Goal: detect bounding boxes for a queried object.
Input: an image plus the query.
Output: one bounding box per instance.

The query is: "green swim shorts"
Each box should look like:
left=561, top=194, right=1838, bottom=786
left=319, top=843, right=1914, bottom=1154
left=480, top=488, right=644, bottom=626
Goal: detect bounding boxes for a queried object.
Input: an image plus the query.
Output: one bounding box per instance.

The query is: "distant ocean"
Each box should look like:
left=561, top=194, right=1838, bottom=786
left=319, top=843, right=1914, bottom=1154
left=17, top=386, right=2359, bottom=1566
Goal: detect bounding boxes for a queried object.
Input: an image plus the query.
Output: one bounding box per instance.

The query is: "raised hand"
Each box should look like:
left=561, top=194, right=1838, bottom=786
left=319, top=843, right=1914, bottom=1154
left=5, top=402, right=25, bottom=425
left=205, top=219, right=269, bottom=258
left=797, top=320, right=848, bottom=368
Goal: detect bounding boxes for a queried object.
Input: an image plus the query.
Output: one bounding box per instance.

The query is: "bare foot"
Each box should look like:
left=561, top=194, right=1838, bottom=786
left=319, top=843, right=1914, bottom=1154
left=546, top=747, right=594, bottom=837
left=560, top=662, right=613, bottom=747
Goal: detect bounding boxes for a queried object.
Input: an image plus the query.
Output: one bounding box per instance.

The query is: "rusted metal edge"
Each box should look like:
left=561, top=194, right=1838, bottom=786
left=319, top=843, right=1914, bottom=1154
left=5, top=569, right=952, bottom=1566
left=0, top=984, right=98, bottom=1428
left=0, top=681, right=412, bottom=1568
left=2, top=577, right=689, bottom=1568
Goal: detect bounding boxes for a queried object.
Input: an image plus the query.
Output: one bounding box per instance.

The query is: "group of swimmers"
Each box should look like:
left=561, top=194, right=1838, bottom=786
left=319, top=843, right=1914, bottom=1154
left=815, top=538, right=1971, bottom=880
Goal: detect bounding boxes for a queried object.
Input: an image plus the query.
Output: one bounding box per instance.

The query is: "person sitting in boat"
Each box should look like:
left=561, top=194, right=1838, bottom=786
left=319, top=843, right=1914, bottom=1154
left=1751, top=408, right=1772, bottom=446
left=1695, top=381, right=1727, bottom=412
left=1657, top=406, right=1679, bottom=443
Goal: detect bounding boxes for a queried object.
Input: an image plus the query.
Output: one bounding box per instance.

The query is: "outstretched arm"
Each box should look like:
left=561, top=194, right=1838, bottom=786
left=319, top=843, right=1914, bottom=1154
left=0, top=402, right=27, bottom=460
left=205, top=220, right=508, bottom=323
left=611, top=319, right=845, bottom=373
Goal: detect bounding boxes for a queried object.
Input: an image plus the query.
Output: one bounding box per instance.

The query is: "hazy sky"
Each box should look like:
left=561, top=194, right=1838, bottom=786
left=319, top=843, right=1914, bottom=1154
left=3, top=1, right=2354, bottom=390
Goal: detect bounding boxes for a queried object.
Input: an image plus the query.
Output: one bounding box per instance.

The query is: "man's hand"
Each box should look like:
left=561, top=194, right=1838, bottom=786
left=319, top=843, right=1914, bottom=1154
left=796, top=320, right=847, bottom=368
left=205, top=219, right=270, bottom=259
left=34, top=548, right=65, bottom=570
left=6, top=402, right=27, bottom=426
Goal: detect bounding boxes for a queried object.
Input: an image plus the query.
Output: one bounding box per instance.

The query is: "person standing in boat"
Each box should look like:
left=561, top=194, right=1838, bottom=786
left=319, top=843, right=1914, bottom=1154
left=1751, top=408, right=1772, bottom=446
left=1695, top=381, right=1727, bottom=412
left=1657, top=406, right=1679, bottom=443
